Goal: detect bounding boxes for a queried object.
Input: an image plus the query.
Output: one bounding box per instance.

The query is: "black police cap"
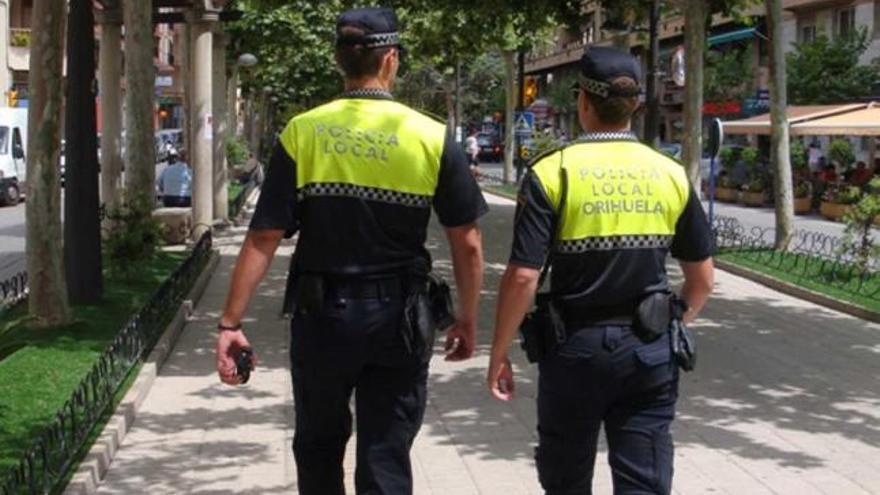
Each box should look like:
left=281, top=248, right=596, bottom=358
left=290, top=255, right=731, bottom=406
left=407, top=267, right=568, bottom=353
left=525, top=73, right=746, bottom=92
left=336, top=7, right=401, bottom=49
left=578, top=46, right=642, bottom=98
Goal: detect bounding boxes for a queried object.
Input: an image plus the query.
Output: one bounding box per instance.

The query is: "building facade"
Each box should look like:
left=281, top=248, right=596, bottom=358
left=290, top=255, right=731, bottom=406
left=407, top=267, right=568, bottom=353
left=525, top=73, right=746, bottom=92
left=525, top=0, right=880, bottom=146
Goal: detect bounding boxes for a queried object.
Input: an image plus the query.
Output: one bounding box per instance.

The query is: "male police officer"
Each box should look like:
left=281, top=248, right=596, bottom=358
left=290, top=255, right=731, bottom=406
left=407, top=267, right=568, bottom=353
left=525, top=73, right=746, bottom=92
left=215, top=7, right=488, bottom=494
left=487, top=46, right=714, bottom=494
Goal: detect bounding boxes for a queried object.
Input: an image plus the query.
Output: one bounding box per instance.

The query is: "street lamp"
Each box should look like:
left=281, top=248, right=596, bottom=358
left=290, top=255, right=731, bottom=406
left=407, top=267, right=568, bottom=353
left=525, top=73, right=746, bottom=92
left=237, top=52, right=257, bottom=67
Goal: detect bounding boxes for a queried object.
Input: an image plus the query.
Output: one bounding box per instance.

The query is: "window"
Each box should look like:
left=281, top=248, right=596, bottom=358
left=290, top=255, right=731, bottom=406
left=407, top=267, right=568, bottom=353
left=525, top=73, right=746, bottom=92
left=800, top=24, right=816, bottom=43
left=837, top=7, right=855, bottom=38
left=12, top=128, right=24, bottom=158
left=0, top=127, right=9, bottom=155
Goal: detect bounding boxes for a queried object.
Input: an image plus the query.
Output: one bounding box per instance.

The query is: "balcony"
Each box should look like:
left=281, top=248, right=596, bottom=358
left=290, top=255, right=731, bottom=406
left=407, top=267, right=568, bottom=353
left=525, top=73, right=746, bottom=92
left=8, top=28, right=30, bottom=71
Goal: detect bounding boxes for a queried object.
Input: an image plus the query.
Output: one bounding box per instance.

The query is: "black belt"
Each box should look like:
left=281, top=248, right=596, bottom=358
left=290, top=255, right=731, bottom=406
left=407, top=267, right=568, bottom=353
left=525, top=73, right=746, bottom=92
left=322, top=277, right=424, bottom=300
left=562, top=302, right=636, bottom=327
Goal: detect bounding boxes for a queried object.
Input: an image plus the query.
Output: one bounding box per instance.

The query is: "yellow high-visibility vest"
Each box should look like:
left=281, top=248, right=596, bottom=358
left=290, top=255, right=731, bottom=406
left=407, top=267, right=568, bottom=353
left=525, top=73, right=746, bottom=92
left=278, top=98, right=446, bottom=207
left=531, top=140, right=691, bottom=253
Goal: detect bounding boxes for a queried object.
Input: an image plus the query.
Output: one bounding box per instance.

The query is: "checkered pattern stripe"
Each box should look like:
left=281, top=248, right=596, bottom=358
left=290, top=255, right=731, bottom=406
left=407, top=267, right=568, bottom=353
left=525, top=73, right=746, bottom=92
left=298, top=182, right=431, bottom=208
left=577, top=132, right=638, bottom=143
left=364, top=32, right=400, bottom=48
left=340, top=88, right=394, bottom=100
left=556, top=235, right=674, bottom=254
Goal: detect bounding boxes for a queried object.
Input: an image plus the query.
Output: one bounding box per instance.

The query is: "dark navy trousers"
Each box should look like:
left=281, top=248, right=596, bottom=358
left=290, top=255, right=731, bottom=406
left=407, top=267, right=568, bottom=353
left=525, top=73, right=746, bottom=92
left=536, top=325, right=679, bottom=495
left=289, top=295, right=428, bottom=495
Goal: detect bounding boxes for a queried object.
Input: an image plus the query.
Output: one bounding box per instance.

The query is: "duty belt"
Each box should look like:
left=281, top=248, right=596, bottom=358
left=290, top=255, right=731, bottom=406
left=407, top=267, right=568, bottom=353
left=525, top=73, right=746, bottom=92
left=561, top=301, right=637, bottom=327
left=321, top=276, right=426, bottom=300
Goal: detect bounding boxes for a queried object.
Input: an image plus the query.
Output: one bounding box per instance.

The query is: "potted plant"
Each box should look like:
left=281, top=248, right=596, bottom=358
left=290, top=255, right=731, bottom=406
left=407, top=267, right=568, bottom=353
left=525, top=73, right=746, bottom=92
left=738, top=147, right=764, bottom=206
left=714, top=147, right=739, bottom=202
left=820, top=183, right=862, bottom=221
left=741, top=176, right=767, bottom=206
left=828, top=138, right=855, bottom=175
left=794, top=180, right=812, bottom=214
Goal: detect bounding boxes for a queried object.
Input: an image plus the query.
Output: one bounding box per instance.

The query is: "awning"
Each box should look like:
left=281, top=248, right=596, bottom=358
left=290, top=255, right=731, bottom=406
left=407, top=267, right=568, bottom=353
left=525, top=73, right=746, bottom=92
left=708, top=27, right=758, bottom=47
left=722, top=104, right=868, bottom=135
left=790, top=104, right=880, bottom=136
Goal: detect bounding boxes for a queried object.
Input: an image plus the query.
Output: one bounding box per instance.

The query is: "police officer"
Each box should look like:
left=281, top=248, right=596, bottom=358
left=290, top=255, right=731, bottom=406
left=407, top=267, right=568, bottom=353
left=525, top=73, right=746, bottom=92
left=487, top=46, right=714, bottom=494
left=215, top=7, right=488, bottom=494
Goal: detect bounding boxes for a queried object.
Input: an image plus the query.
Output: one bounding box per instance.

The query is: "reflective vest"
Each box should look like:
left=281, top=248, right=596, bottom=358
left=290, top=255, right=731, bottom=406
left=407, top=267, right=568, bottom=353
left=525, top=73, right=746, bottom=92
left=277, top=98, right=446, bottom=207
left=531, top=140, right=691, bottom=253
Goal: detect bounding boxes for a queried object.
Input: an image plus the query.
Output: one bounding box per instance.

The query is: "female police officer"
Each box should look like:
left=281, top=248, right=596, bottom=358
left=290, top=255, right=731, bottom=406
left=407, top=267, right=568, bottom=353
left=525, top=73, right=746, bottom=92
left=487, top=46, right=714, bottom=494
left=215, top=7, right=488, bottom=494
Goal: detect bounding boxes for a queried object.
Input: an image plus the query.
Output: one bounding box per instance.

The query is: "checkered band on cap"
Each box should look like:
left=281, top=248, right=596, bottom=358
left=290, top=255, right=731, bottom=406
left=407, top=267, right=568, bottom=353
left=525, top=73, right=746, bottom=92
left=298, top=182, right=431, bottom=208
left=556, top=235, right=674, bottom=254
left=363, top=32, right=400, bottom=48
left=578, top=75, right=610, bottom=97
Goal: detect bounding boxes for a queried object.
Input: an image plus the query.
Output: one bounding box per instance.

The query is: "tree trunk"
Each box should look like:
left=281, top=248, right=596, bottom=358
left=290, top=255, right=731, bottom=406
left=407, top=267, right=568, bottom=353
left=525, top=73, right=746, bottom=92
left=643, top=0, right=661, bottom=147
left=454, top=59, right=463, bottom=141
left=213, top=30, right=229, bottom=222
left=26, top=0, right=71, bottom=326
left=98, top=5, right=123, bottom=229
left=123, top=0, right=156, bottom=199
left=681, top=0, right=707, bottom=190
left=502, top=49, right=516, bottom=184
left=766, top=0, right=794, bottom=250
left=64, top=0, right=103, bottom=303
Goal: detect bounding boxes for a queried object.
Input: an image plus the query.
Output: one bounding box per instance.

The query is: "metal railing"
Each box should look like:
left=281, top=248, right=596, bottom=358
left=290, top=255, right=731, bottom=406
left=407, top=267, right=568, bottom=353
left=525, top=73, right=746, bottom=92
left=0, top=231, right=213, bottom=495
left=0, top=272, right=27, bottom=315
left=713, top=215, right=879, bottom=302
left=228, top=167, right=261, bottom=219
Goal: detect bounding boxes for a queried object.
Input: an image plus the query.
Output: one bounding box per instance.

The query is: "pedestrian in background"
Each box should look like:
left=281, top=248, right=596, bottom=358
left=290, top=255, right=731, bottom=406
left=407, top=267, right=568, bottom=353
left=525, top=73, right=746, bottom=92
left=487, top=46, right=714, bottom=494
left=156, top=148, right=192, bottom=207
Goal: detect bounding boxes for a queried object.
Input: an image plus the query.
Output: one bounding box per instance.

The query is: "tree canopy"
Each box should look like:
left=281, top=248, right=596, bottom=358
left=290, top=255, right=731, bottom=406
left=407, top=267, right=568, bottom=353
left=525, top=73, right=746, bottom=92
left=786, top=28, right=880, bottom=104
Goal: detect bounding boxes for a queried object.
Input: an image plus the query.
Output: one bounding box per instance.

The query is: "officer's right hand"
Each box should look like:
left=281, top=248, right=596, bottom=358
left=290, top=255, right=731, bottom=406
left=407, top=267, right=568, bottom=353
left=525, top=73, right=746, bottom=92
left=216, top=328, right=254, bottom=386
left=487, top=353, right=515, bottom=401
left=445, top=318, right=476, bottom=361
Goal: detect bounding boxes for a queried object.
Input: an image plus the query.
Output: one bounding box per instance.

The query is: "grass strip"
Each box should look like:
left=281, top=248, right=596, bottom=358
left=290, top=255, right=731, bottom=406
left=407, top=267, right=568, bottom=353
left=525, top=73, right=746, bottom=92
left=0, top=252, right=187, bottom=474
left=481, top=183, right=518, bottom=200
left=716, top=249, right=879, bottom=313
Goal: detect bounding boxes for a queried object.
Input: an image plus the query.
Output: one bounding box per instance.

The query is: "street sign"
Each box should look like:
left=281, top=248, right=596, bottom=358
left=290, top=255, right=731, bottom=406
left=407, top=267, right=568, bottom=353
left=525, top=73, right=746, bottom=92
left=514, top=111, right=534, bottom=137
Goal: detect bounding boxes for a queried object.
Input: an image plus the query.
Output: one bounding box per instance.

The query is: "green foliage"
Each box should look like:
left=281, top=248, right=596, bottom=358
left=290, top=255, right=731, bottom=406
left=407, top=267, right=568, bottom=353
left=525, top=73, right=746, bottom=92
left=794, top=180, right=811, bottom=199
left=719, top=146, right=738, bottom=172
left=9, top=30, right=30, bottom=48
left=841, top=178, right=880, bottom=272
left=226, top=136, right=250, bottom=167
left=786, top=27, right=880, bottom=104
left=704, top=46, right=753, bottom=102
left=789, top=139, right=807, bottom=171
left=226, top=1, right=357, bottom=121
left=741, top=146, right=760, bottom=175
left=547, top=73, right=578, bottom=114
left=828, top=138, right=855, bottom=170
left=823, top=183, right=862, bottom=204
left=102, top=198, right=162, bottom=279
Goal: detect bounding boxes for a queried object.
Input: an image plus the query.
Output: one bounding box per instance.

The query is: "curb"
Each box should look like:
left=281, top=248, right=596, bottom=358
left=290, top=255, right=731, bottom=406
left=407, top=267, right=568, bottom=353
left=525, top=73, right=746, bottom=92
left=480, top=186, right=517, bottom=202
left=715, top=259, right=880, bottom=324
left=63, top=251, right=222, bottom=495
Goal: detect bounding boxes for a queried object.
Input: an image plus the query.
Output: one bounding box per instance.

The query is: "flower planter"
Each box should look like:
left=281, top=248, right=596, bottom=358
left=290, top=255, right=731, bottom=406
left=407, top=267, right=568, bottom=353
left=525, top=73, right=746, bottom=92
left=819, top=201, right=851, bottom=221
left=794, top=197, right=812, bottom=215
left=715, top=187, right=738, bottom=202
left=741, top=191, right=765, bottom=207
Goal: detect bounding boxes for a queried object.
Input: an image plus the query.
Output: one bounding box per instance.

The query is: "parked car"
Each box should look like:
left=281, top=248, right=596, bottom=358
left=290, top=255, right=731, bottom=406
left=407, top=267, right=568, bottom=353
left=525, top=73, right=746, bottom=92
left=477, top=132, right=502, bottom=162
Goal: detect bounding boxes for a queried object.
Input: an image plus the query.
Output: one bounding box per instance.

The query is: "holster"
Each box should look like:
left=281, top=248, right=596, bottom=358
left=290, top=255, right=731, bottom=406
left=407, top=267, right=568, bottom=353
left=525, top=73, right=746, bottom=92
left=401, top=273, right=454, bottom=363
left=634, top=292, right=696, bottom=372
left=426, top=273, right=455, bottom=331
left=670, top=296, right=696, bottom=372
left=519, top=294, right=566, bottom=363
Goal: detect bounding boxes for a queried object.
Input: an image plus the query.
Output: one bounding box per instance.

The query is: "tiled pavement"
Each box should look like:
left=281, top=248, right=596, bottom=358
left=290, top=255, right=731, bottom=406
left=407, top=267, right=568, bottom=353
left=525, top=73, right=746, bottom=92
left=93, top=191, right=880, bottom=494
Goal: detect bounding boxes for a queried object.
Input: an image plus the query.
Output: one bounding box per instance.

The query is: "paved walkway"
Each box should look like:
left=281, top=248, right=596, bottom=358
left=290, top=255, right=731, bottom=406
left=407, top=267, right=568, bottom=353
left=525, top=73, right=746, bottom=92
left=93, top=191, right=880, bottom=494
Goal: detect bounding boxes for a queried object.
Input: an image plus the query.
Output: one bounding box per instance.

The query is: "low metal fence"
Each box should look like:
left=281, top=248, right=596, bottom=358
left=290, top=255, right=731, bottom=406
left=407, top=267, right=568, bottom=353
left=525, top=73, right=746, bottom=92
left=713, top=215, right=879, bottom=302
left=229, top=167, right=261, bottom=219
left=0, top=272, right=27, bottom=315
left=0, top=231, right=213, bottom=495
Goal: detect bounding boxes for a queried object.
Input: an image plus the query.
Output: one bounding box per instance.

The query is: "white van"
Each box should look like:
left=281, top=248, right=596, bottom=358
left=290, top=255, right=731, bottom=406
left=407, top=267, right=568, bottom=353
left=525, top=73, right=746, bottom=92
left=0, top=108, right=28, bottom=205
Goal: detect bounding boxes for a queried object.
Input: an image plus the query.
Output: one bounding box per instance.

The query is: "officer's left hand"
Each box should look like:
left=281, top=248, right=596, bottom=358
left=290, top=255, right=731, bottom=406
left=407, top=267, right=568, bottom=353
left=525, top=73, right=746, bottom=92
left=487, top=353, right=515, bottom=401
left=445, top=319, right=476, bottom=361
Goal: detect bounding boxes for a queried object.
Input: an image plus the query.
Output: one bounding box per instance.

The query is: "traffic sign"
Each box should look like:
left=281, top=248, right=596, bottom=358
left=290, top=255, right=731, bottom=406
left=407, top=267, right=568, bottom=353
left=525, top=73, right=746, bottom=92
left=514, top=111, right=534, bottom=137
